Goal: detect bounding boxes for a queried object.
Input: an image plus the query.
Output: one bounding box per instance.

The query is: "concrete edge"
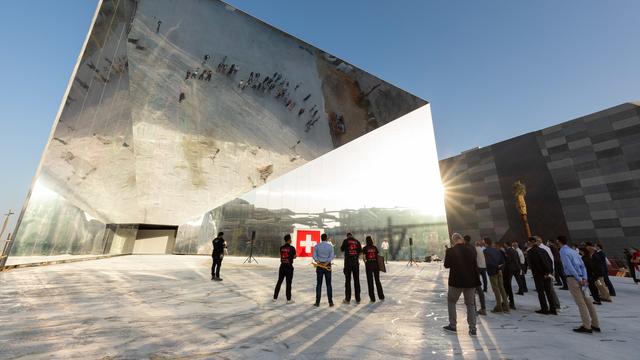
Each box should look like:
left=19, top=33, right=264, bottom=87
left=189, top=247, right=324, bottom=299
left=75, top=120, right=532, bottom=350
left=0, top=254, right=129, bottom=272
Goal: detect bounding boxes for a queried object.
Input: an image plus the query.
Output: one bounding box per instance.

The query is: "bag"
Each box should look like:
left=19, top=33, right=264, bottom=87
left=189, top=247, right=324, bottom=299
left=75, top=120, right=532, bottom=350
left=377, top=255, right=386, bottom=273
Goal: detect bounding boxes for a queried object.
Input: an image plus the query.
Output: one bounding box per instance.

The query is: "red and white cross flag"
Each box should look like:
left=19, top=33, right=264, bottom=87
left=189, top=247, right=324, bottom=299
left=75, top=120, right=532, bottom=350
left=293, top=229, right=322, bottom=257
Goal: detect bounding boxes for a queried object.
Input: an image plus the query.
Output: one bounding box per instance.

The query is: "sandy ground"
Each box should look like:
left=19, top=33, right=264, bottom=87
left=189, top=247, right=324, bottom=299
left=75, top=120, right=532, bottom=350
left=1, top=255, right=638, bottom=359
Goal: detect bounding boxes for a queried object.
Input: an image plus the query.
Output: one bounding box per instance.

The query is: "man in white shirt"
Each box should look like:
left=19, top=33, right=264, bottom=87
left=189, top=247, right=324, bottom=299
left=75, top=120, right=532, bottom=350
left=381, top=240, right=390, bottom=263
left=475, top=238, right=488, bottom=292
left=511, top=241, right=527, bottom=294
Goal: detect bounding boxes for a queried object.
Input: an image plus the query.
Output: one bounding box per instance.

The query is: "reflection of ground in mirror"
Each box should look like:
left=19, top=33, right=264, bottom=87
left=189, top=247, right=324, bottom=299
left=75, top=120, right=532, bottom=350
left=1, top=255, right=638, bottom=359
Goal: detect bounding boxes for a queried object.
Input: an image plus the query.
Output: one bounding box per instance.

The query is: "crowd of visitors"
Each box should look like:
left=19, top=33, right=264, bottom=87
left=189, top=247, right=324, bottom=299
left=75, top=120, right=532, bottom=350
left=444, top=232, right=630, bottom=336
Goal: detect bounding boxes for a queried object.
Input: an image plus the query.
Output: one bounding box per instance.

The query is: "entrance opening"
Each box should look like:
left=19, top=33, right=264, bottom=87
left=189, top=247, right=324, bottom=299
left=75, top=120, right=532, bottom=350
left=132, top=224, right=178, bottom=254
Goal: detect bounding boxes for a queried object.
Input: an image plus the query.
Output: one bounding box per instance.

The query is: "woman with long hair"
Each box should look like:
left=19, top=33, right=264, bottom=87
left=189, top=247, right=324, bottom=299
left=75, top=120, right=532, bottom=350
left=362, top=236, right=385, bottom=302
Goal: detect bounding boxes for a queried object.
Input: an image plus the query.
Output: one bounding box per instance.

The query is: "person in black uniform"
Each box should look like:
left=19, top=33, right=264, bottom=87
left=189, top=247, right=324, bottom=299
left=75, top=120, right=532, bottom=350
left=273, top=234, right=297, bottom=303
left=340, top=232, right=362, bottom=304
left=211, top=232, right=226, bottom=281
left=362, top=236, right=385, bottom=302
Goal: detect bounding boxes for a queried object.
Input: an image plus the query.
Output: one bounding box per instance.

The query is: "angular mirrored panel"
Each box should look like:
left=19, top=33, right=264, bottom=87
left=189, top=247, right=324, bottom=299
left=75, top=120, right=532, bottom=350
left=175, top=106, right=449, bottom=260
left=8, top=0, right=434, bottom=262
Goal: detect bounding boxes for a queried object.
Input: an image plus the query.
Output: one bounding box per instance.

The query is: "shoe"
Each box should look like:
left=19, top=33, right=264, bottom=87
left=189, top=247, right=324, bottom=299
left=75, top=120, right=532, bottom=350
left=272, top=298, right=277, bottom=303
left=483, top=289, right=487, bottom=293
left=509, top=304, right=516, bottom=310
left=602, top=299, right=612, bottom=303
left=380, top=298, right=385, bottom=302
left=549, top=309, right=558, bottom=315
left=287, top=300, right=295, bottom=304
left=442, top=325, right=456, bottom=333
left=469, top=329, right=477, bottom=336
left=217, top=278, right=223, bottom=281
left=355, top=301, right=361, bottom=305
left=342, top=299, right=350, bottom=304
left=211, top=276, right=215, bottom=281
left=516, top=292, right=524, bottom=295
left=313, top=303, right=319, bottom=307
left=503, top=309, right=511, bottom=314
left=560, top=287, right=568, bottom=290
left=592, top=326, right=601, bottom=332
left=535, top=309, right=549, bottom=315
left=524, top=289, right=528, bottom=293
left=593, top=301, right=602, bottom=305
left=490, top=307, right=503, bottom=313
left=370, top=299, right=376, bottom=303
left=329, top=302, right=334, bottom=307
left=477, top=309, right=487, bottom=316
left=573, top=326, right=593, bottom=334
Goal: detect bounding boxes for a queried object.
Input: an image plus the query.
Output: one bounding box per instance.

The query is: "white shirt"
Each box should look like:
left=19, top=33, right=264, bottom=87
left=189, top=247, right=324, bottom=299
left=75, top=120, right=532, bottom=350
left=381, top=241, right=389, bottom=250
left=515, top=247, right=525, bottom=265
left=475, top=246, right=486, bottom=268
left=539, top=243, right=555, bottom=271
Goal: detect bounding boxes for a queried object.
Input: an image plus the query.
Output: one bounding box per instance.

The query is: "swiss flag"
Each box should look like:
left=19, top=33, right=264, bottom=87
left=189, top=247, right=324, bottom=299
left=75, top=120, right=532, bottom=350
left=294, top=229, right=322, bottom=257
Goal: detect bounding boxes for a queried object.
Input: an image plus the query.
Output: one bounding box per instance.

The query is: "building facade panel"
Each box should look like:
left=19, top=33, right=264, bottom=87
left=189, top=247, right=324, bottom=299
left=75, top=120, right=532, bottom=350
left=440, top=102, right=640, bottom=258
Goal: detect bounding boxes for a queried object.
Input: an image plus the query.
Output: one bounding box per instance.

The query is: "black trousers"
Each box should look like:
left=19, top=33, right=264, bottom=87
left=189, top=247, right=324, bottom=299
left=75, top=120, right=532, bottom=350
left=521, top=265, right=529, bottom=291
left=514, top=271, right=525, bottom=293
left=479, top=268, right=488, bottom=291
left=365, top=265, right=385, bottom=301
left=555, top=265, right=568, bottom=287
left=533, top=275, right=555, bottom=312
left=211, top=257, right=222, bottom=278
left=588, top=279, right=601, bottom=302
left=344, top=260, right=361, bottom=302
left=602, top=273, right=616, bottom=296
left=502, top=270, right=514, bottom=305
left=274, top=264, right=294, bottom=300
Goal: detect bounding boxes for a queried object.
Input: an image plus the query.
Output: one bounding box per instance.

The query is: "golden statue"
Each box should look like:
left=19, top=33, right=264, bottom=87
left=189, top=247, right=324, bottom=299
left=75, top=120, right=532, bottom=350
left=513, top=181, right=532, bottom=237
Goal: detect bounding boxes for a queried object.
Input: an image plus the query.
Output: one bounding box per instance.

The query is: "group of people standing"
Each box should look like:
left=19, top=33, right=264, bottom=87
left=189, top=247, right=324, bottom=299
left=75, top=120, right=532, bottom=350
left=444, top=232, right=621, bottom=336
left=273, top=232, right=386, bottom=307
left=211, top=232, right=386, bottom=307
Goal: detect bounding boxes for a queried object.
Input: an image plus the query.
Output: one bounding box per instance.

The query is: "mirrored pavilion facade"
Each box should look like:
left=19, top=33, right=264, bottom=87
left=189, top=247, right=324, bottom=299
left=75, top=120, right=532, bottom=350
left=6, top=0, right=446, bottom=262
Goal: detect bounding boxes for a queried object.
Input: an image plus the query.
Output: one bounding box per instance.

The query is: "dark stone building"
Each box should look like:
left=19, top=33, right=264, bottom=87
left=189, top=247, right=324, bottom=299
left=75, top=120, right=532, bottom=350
left=440, top=102, right=640, bottom=259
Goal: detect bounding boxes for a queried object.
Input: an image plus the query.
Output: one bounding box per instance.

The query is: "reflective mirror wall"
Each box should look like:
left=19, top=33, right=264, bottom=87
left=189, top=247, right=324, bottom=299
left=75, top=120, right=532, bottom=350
left=175, top=106, right=449, bottom=260
left=7, top=0, right=443, bottom=264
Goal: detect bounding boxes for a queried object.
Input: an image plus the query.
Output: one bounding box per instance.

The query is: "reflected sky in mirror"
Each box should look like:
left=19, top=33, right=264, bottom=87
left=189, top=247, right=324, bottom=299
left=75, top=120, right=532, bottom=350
left=240, top=105, right=444, bottom=217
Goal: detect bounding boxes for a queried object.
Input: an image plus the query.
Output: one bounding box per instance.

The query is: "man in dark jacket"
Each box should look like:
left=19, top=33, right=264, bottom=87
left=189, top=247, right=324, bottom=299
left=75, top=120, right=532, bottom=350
left=484, top=238, right=509, bottom=313
left=444, top=233, right=481, bottom=336
left=211, top=232, right=227, bottom=281
left=590, top=243, right=616, bottom=296
left=340, top=233, right=362, bottom=304
left=580, top=247, right=603, bottom=305
left=273, top=234, right=297, bottom=303
left=502, top=242, right=520, bottom=310
left=526, top=237, right=557, bottom=314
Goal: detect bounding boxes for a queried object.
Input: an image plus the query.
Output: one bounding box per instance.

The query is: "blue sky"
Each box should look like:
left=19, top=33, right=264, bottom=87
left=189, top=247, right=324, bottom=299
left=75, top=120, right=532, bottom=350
left=1, top=0, right=639, bottom=232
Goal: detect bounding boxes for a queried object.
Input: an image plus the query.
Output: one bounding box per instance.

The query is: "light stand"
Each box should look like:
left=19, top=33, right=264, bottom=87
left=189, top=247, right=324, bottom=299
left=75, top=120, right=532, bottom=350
left=243, top=230, right=259, bottom=264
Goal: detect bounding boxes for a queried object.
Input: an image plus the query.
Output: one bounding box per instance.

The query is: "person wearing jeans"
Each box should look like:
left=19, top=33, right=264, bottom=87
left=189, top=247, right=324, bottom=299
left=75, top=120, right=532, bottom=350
left=313, top=234, right=335, bottom=307
left=443, top=233, right=481, bottom=336
left=475, top=239, right=488, bottom=292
